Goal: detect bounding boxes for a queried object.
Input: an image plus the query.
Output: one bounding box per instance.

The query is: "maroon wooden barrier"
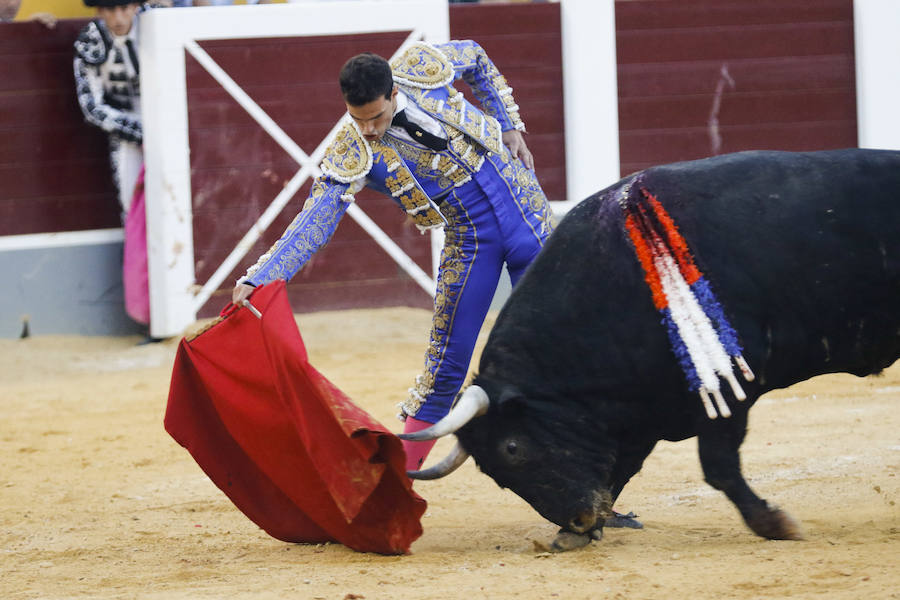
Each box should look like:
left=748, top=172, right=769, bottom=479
left=616, top=0, right=857, bottom=176
left=450, top=1, right=566, bottom=202
left=1, top=1, right=859, bottom=322
left=0, top=19, right=118, bottom=237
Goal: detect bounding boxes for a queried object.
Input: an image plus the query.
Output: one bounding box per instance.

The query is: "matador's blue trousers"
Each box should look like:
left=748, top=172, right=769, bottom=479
left=403, top=150, right=553, bottom=423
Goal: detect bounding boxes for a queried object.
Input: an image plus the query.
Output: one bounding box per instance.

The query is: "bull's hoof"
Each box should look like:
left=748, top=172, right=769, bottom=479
left=604, top=510, right=643, bottom=529
left=532, top=530, right=598, bottom=553
left=747, top=504, right=804, bottom=540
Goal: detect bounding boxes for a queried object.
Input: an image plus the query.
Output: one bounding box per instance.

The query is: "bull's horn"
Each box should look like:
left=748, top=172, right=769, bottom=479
left=407, top=442, right=470, bottom=480
left=398, top=385, right=489, bottom=441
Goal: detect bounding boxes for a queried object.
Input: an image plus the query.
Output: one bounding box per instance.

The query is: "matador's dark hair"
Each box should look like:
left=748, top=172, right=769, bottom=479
left=339, top=52, right=394, bottom=106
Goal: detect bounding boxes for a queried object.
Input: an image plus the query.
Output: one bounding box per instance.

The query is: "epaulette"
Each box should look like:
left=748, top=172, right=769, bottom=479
left=391, top=42, right=455, bottom=90
left=320, top=121, right=373, bottom=183
left=73, top=20, right=111, bottom=66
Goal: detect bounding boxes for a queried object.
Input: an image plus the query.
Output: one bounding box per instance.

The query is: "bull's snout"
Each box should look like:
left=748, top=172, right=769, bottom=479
left=567, top=510, right=598, bottom=534
left=565, top=489, right=613, bottom=534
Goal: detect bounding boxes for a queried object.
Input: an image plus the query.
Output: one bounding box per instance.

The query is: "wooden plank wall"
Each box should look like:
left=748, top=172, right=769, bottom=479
left=450, top=1, right=567, bottom=202
left=1, top=0, right=859, bottom=324
left=0, top=19, right=118, bottom=237
left=616, top=0, right=857, bottom=176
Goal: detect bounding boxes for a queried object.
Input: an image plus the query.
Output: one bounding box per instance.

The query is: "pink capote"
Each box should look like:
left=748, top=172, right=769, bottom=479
left=164, top=281, right=427, bottom=554
left=123, top=166, right=149, bottom=325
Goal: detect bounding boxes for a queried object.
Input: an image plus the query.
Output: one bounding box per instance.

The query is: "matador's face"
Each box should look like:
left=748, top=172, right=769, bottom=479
left=97, top=4, right=140, bottom=37
left=1, top=0, right=22, bottom=21
left=346, top=86, right=398, bottom=143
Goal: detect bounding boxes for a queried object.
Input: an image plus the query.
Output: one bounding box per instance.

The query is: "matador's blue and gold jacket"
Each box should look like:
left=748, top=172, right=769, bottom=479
left=242, top=40, right=529, bottom=286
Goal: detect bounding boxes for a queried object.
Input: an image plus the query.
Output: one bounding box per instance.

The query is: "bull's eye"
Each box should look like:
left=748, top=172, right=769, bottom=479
left=497, top=438, right=525, bottom=465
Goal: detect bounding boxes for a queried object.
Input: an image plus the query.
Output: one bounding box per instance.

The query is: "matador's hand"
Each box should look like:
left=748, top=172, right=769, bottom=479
left=232, top=283, right=255, bottom=306
left=28, top=12, right=57, bottom=28
left=502, top=130, right=534, bottom=171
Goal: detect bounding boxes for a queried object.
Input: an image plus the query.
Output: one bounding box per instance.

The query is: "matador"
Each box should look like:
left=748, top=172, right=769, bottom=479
left=234, top=40, right=554, bottom=470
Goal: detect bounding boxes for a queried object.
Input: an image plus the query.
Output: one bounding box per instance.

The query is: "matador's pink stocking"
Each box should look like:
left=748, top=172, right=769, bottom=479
left=402, top=416, right=438, bottom=472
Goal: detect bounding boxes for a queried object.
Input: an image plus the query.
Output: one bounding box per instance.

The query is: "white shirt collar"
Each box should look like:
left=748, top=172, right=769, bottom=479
left=390, top=91, right=446, bottom=140
left=393, top=90, right=408, bottom=116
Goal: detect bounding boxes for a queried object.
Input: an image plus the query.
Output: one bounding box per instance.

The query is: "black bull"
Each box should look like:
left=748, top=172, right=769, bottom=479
left=402, top=148, right=900, bottom=546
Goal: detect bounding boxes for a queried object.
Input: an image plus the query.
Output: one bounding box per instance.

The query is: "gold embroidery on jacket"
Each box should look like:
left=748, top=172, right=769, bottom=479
left=244, top=178, right=348, bottom=284
left=403, top=86, right=503, bottom=155
left=391, top=43, right=455, bottom=89
left=372, top=140, right=446, bottom=230
left=434, top=41, right=525, bottom=132
left=320, top=121, right=372, bottom=183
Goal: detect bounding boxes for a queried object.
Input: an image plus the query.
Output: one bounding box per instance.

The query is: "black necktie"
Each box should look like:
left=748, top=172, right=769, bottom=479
left=391, top=110, right=448, bottom=151
left=125, top=38, right=139, bottom=75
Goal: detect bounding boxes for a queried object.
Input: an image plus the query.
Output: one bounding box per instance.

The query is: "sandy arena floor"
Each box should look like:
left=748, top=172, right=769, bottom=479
left=2, top=307, right=898, bottom=599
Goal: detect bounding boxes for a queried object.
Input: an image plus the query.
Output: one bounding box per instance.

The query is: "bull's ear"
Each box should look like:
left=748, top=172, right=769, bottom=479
left=497, top=385, right=525, bottom=413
